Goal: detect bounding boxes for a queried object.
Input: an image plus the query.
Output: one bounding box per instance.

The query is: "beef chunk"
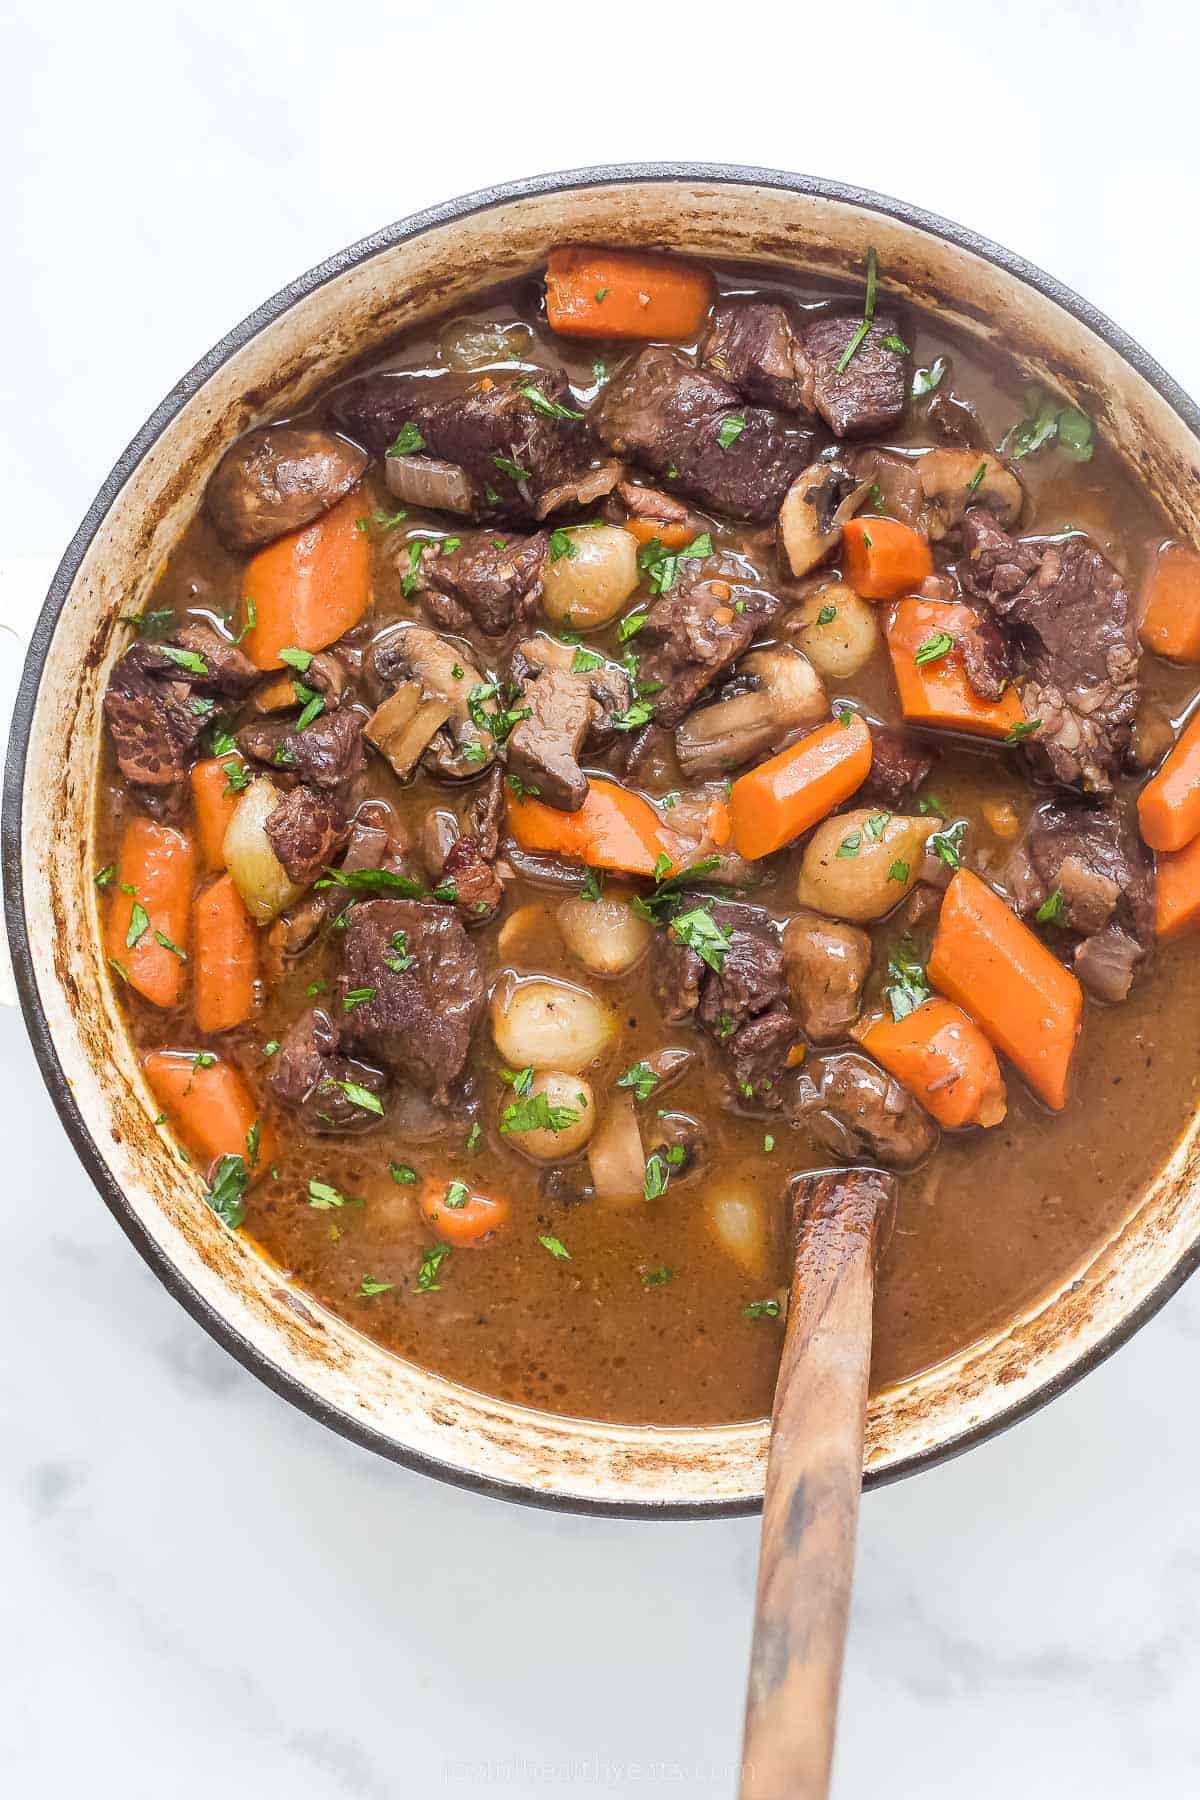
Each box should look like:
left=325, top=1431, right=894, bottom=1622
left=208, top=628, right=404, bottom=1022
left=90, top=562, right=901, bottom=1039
left=506, top=666, right=594, bottom=811
left=959, top=612, right=1013, bottom=702
left=206, top=427, right=367, bottom=551
left=926, top=384, right=986, bottom=450
left=959, top=509, right=1140, bottom=791
left=164, top=624, right=260, bottom=697
left=699, top=300, right=814, bottom=413
left=103, top=643, right=207, bottom=803
left=782, top=909, right=872, bottom=1044
left=1073, top=927, right=1143, bottom=1004
left=634, top=566, right=770, bottom=728
left=722, top=1007, right=799, bottom=1109
left=801, top=312, right=908, bottom=438
left=268, top=816, right=402, bottom=960
left=612, top=480, right=697, bottom=536
left=467, top=764, right=505, bottom=860
left=329, top=369, right=606, bottom=523
left=270, top=1008, right=387, bottom=1134
left=697, top=907, right=788, bottom=1037
left=238, top=706, right=365, bottom=791
left=861, top=725, right=935, bottom=808
left=339, top=899, right=484, bottom=1100
left=414, top=530, right=547, bottom=637
left=595, top=346, right=813, bottom=519
left=1004, top=801, right=1154, bottom=997
left=264, top=785, right=348, bottom=884
left=793, top=1050, right=938, bottom=1168
left=442, top=833, right=503, bottom=925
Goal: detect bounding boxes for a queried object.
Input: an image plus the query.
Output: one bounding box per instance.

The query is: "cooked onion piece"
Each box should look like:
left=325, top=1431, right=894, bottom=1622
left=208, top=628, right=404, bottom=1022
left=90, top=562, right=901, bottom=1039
left=540, top=526, right=640, bottom=627
left=223, top=779, right=304, bottom=923
left=587, top=1091, right=646, bottom=1208
left=796, top=809, right=941, bottom=922
left=706, top=1183, right=769, bottom=1279
left=789, top=583, right=880, bottom=679
left=490, top=976, right=615, bottom=1073
left=500, top=1070, right=595, bottom=1162
left=556, top=891, right=652, bottom=975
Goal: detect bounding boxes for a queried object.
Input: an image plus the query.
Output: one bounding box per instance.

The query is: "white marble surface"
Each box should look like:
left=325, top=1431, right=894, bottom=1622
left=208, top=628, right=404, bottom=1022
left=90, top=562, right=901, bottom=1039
left=5, top=0, right=1200, bottom=1791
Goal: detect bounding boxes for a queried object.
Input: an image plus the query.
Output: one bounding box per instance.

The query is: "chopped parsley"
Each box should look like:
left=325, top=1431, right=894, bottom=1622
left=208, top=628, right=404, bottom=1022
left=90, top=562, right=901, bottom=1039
left=322, top=1078, right=384, bottom=1117
left=835, top=246, right=878, bottom=374
left=884, top=942, right=931, bottom=1023
left=763, top=1135, right=775, bottom=1154
left=158, top=644, right=208, bottom=676
left=914, top=632, right=954, bottom=666
left=205, top=1154, right=248, bottom=1229
left=317, top=867, right=424, bottom=896
left=414, top=1245, right=451, bottom=1294
left=382, top=930, right=415, bottom=973
left=389, top=1162, right=418, bottom=1185
left=501, top=1089, right=579, bottom=1135
left=1006, top=717, right=1042, bottom=744
left=816, top=604, right=837, bottom=626
left=94, top=863, right=115, bottom=888
left=887, top=860, right=910, bottom=883
left=154, top=930, right=186, bottom=960
left=342, top=987, right=376, bottom=1011
left=359, top=1275, right=395, bottom=1297
left=917, top=794, right=945, bottom=816
left=571, top=647, right=604, bottom=673
left=492, top=453, right=531, bottom=483
left=864, top=812, right=891, bottom=841
left=293, top=684, right=325, bottom=730
left=617, top=606, right=649, bottom=643
left=548, top=527, right=576, bottom=562
left=617, top=1061, right=659, bottom=1103
left=465, top=1122, right=482, bottom=1153
left=911, top=356, right=947, bottom=399
left=928, top=819, right=967, bottom=870
left=641, top=1265, right=674, bottom=1287
left=538, top=1234, right=571, bottom=1261
left=669, top=906, right=733, bottom=974
left=386, top=422, right=425, bottom=457
left=400, top=539, right=426, bottom=598
left=881, top=332, right=910, bottom=355
left=278, top=646, right=313, bottom=673
left=1036, top=889, right=1066, bottom=924
left=835, top=831, right=861, bottom=860
left=119, top=607, right=175, bottom=635
left=635, top=531, right=712, bottom=596
left=579, top=867, right=604, bottom=902
left=371, top=507, right=408, bottom=530
left=505, top=772, right=539, bottom=802
left=1001, top=389, right=1093, bottom=463
left=609, top=698, right=655, bottom=732
left=442, top=1180, right=470, bottom=1211
left=744, top=1299, right=781, bottom=1320
left=262, top=1040, right=280, bottom=1058
left=594, top=287, right=608, bottom=304
left=966, top=460, right=988, bottom=496
left=125, top=901, right=150, bottom=949
left=232, top=595, right=256, bottom=644
left=716, top=416, right=746, bottom=450
left=308, top=1179, right=350, bottom=1209
left=643, top=1151, right=670, bottom=1202
left=501, top=1065, right=535, bottom=1097
left=517, top=380, right=582, bottom=421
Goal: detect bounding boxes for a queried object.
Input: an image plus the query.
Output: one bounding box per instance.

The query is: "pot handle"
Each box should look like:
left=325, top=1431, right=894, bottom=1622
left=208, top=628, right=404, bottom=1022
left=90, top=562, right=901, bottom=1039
left=0, top=555, right=59, bottom=1007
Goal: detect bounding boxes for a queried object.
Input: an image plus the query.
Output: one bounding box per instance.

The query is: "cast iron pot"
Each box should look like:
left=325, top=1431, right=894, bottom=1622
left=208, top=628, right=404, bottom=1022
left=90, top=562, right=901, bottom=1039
left=6, top=164, right=1200, bottom=1516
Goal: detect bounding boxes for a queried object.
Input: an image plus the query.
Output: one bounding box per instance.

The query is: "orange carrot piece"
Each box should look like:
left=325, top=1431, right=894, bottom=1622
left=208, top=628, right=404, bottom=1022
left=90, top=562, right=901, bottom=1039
left=727, top=712, right=872, bottom=861
left=886, top=598, right=1027, bottom=739
left=420, top=1177, right=509, bottom=1247
left=544, top=247, right=713, bottom=342
left=190, top=756, right=244, bottom=869
left=106, top=818, right=195, bottom=1007
left=193, top=874, right=258, bottom=1033
left=860, top=997, right=1007, bottom=1130
left=506, top=777, right=669, bottom=876
left=241, top=491, right=369, bottom=670
left=842, top=517, right=933, bottom=600
left=1155, top=832, right=1200, bottom=940
left=928, top=868, right=1082, bottom=1111
left=1138, top=543, right=1200, bottom=662
left=622, top=517, right=696, bottom=550
left=144, top=1050, right=269, bottom=1167
left=706, top=793, right=732, bottom=849
left=1137, top=708, right=1200, bottom=852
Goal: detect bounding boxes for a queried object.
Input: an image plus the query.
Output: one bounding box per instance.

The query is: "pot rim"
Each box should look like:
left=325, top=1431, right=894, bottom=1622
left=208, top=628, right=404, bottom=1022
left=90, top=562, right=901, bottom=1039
left=6, top=161, right=1200, bottom=1518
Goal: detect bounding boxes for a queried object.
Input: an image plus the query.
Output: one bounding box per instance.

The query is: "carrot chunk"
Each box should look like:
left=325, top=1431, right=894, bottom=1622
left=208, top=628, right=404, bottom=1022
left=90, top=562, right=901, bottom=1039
left=1137, top=708, right=1200, bottom=852
left=727, top=713, right=872, bottom=861
left=842, top=517, right=933, bottom=600
left=860, top=997, right=1007, bottom=1130
left=1155, top=832, right=1200, bottom=940
left=544, top=247, right=713, bottom=342
left=106, top=817, right=195, bottom=1007
left=193, top=874, right=258, bottom=1033
left=420, top=1177, right=509, bottom=1247
left=886, top=598, right=1027, bottom=739
left=241, top=491, right=369, bottom=670
left=506, top=777, right=669, bottom=877
left=928, top=868, right=1082, bottom=1111
left=144, top=1050, right=269, bottom=1168
left=622, top=517, right=697, bottom=550
left=1138, top=543, right=1200, bottom=662
left=190, top=756, right=245, bottom=869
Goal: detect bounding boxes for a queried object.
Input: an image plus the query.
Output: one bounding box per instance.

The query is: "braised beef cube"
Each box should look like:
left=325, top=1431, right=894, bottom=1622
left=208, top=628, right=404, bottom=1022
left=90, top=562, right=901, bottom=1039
left=264, top=785, right=348, bottom=884
left=959, top=509, right=1140, bottom=792
left=794, top=1050, right=938, bottom=1168
left=270, top=1008, right=387, bottom=1134
left=635, top=569, right=771, bottom=729
left=415, top=530, right=547, bottom=637
left=802, top=312, right=908, bottom=438
left=505, top=667, right=594, bottom=811
left=1005, top=801, right=1154, bottom=954
left=596, top=346, right=813, bottom=519
left=959, top=613, right=1013, bottom=702
left=238, top=706, right=365, bottom=791
left=861, top=725, right=935, bottom=809
left=700, top=300, right=813, bottom=413
left=103, top=645, right=206, bottom=801
left=442, top=833, right=503, bottom=925
left=782, top=910, right=872, bottom=1044
left=339, top=899, right=484, bottom=1100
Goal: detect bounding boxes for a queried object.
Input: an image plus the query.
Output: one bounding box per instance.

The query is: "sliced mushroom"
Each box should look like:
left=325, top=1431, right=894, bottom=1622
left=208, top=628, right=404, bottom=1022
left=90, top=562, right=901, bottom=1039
left=778, top=460, right=870, bottom=578
left=365, top=625, right=496, bottom=780
left=917, top=449, right=1023, bottom=541
left=850, top=448, right=924, bottom=529
left=206, top=427, right=368, bottom=551
left=514, top=635, right=631, bottom=742
left=384, top=453, right=475, bottom=516
left=675, top=645, right=827, bottom=777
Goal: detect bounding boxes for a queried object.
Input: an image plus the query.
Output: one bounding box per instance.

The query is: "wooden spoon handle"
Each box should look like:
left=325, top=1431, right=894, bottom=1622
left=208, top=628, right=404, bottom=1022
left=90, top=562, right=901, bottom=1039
left=739, top=1169, right=895, bottom=1800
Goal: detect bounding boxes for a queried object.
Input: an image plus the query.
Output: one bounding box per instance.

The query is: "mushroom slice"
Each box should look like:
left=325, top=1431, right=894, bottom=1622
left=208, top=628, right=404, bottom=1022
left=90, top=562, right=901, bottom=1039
left=206, top=427, right=367, bottom=550
left=384, top=453, right=476, bottom=516
left=918, top=449, right=1023, bottom=541
left=365, top=625, right=496, bottom=780
left=778, top=460, right=870, bottom=577
left=675, top=646, right=826, bottom=778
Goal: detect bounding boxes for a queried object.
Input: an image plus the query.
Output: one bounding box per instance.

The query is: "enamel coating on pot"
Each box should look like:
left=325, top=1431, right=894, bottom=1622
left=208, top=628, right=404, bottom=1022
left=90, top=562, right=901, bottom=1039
left=6, top=166, right=1200, bottom=1515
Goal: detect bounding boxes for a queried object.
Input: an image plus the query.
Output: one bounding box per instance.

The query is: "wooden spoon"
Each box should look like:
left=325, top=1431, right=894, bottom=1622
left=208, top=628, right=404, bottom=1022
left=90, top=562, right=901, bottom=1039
left=739, top=1167, right=897, bottom=1800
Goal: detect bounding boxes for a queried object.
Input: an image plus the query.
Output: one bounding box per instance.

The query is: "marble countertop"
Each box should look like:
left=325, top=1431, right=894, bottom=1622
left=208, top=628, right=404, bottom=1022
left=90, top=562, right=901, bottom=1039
left=4, top=0, right=1200, bottom=1791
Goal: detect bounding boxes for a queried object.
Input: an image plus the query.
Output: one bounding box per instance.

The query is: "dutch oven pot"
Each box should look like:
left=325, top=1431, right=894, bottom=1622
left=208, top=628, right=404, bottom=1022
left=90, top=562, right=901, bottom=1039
left=6, top=165, right=1200, bottom=1516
